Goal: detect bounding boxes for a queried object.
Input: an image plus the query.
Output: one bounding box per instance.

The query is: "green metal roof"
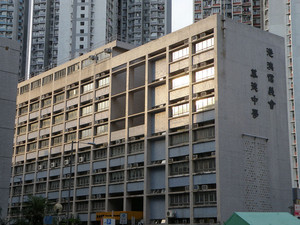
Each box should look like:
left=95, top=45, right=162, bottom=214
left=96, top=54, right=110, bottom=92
left=224, top=212, right=300, bottom=225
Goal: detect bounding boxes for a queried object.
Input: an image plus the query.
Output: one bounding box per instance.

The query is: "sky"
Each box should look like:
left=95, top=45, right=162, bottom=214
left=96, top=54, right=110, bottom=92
left=172, top=0, right=194, bottom=32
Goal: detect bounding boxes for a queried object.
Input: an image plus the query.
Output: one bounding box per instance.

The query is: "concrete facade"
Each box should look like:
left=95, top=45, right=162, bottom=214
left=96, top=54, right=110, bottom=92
left=0, top=37, right=19, bottom=217
left=9, top=16, right=292, bottom=225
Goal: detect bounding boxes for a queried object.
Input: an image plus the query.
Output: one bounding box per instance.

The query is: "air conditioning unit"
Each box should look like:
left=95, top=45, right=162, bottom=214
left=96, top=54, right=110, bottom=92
left=51, top=162, right=56, bottom=168
left=64, top=159, right=69, bottom=165
left=38, top=165, right=43, bottom=170
left=166, top=210, right=176, bottom=218
left=79, top=157, right=84, bottom=163
left=200, top=91, right=207, bottom=97
left=104, top=48, right=112, bottom=53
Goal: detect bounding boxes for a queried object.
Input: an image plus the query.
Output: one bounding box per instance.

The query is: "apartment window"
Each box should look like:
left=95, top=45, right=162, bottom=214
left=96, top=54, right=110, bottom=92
left=39, top=139, right=49, bottom=148
left=80, top=128, right=92, bottom=139
left=98, top=77, right=109, bottom=88
left=27, top=142, right=37, bottom=151
left=42, top=98, right=51, bottom=107
left=16, top=145, right=25, bottom=154
left=67, top=110, right=77, bottom=120
left=92, top=201, right=105, bottom=210
left=26, top=163, right=35, bottom=172
left=52, top=135, right=62, bottom=146
left=30, top=102, right=39, bottom=111
left=77, top=202, right=88, bottom=212
left=170, top=194, right=190, bottom=206
left=81, top=14, right=85, bottom=18
left=65, top=132, right=76, bottom=142
left=193, top=127, right=215, bottom=141
left=110, top=171, right=124, bottom=183
left=194, top=158, right=216, bottom=173
left=81, top=6, right=85, bottom=10
left=172, top=75, right=189, bottom=89
left=128, top=169, right=144, bottom=181
left=67, top=63, right=79, bottom=75
left=170, top=162, right=189, bottom=175
left=15, top=166, right=23, bottom=174
left=31, top=79, right=41, bottom=90
left=29, top=122, right=38, bottom=131
left=170, top=132, right=189, bottom=146
left=80, top=29, right=84, bottom=34
left=171, top=103, right=189, bottom=117
left=77, top=176, right=89, bottom=186
left=93, top=174, right=106, bottom=184
left=111, top=145, right=125, bottom=157
left=94, top=149, right=107, bottom=160
left=53, top=114, right=64, bottom=124
left=128, top=142, right=144, bottom=154
left=97, top=100, right=109, bottom=111
left=195, top=37, right=214, bottom=53
left=19, top=106, right=28, bottom=115
left=41, top=118, right=50, bottom=128
left=195, top=96, right=215, bottom=112
left=67, top=88, right=78, bottom=98
left=195, top=67, right=214, bottom=82
left=81, top=105, right=92, bottom=116
left=80, top=22, right=84, bottom=26
left=194, top=191, right=216, bottom=205
left=82, top=82, right=93, bottom=93
left=96, top=124, right=108, bottom=135
left=54, top=69, right=66, bottom=80
left=80, top=37, right=84, bottom=41
left=172, top=47, right=189, bottom=62
left=18, top=126, right=26, bottom=134
left=20, top=84, right=29, bottom=94
left=49, top=181, right=60, bottom=190
left=54, top=93, right=64, bottom=103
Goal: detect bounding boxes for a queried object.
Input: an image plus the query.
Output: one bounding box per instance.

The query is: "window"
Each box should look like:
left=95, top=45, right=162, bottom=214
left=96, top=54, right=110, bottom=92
left=42, top=98, right=51, bottom=107
left=94, top=149, right=107, bottom=160
left=172, top=47, right=189, bottom=62
left=80, top=128, right=92, bottom=139
left=172, top=103, right=189, bottom=117
left=52, top=136, right=62, bottom=146
left=67, top=89, right=78, bottom=98
left=31, top=80, right=41, bottom=90
left=110, top=171, right=124, bottom=183
left=41, top=118, right=50, bottom=128
left=80, top=37, right=84, bottom=41
left=111, top=145, right=125, bottom=157
left=81, top=105, right=92, bottom=116
left=128, top=169, right=144, bottom=181
left=80, top=29, right=84, bottom=34
left=39, top=139, right=49, bottom=148
left=172, top=75, right=189, bottom=89
left=30, top=102, right=39, bottom=111
left=16, top=145, right=25, bottom=154
left=82, top=82, right=93, bottom=93
left=67, top=110, right=77, bottom=120
left=92, top=201, right=105, bottom=210
left=81, top=6, right=85, bottom=10
left=170, top=194, right=190, bottom=206
left=67, top=63, right=79, bottom=75
left=96, top=124, right=108, bottom=135
left=18, top=126, right=26, bottom=134
left=65, top=132, right=76, bottom=142
left=53, top=114, right=64, bottom=124
left=19, top=106, right=28, bottom=115
left=80, top=22, right=84, bottom=26
left=98, top=77, right=109, bottom=87
left=194, top=191, right=216, bottom=205
left=97, top=100, right=109, bottom=111
left=195, top=96, right=215, bottom=112
left=20, top=84, right=29, bottom=94
left=29, top=122, right=38, bottom=131
left=81, top=14, right=85, bottom=18
left=27, top=142, right=37, bottom=151
left=193, top=127, right=215, bottom=141
left=170, top=132, right=189, bottom=146
left=77, top=176, right=89, bottom=187
left=93, top=174, right=106, bottom=184
left=194, top=158, right=216, bottom=173
left=170, top=162, right=189, bottom=175
left=54, top=93, right=64, bottom=103
left=54, top=69, right=66, bottom=80
left=128, top=142, right=144, bottom=154
left=79, top=45, right=84, bottom=49
left=49, top=181, right=60, bottom=190
left=195, top=37, right=214, bottom=53
left=195, top=67, right=214, bottom=82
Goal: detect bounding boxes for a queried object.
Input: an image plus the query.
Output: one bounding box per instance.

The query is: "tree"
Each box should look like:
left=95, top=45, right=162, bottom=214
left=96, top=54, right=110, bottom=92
left=21, top=195, right=50, bottom=225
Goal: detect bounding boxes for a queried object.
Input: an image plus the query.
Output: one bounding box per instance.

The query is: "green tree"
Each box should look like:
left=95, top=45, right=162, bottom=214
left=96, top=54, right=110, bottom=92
left=21, top=195, right=49, bottom=225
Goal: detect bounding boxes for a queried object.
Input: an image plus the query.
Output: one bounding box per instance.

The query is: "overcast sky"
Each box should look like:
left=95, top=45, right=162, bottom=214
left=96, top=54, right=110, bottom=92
left=172, top=0, right=193, bottom=32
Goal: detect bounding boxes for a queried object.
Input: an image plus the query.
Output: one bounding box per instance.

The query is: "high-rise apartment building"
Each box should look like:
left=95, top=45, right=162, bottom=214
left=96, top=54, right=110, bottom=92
left=0, top=0, right=29, bottom=81
left=29, top=0, right=172, bottom=77
left=0, top=37, right=19, bottom=218
left=9, top=15, right=292, bottom=224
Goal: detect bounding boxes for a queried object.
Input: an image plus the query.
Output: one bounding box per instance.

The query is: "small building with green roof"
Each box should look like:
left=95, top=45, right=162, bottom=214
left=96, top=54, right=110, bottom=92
left=224, top=212, right=300, bottom=225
